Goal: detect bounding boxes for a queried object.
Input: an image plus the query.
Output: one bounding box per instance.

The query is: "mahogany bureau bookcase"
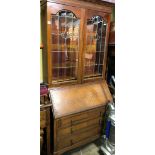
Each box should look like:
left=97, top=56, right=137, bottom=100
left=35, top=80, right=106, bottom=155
left=41, top=0, right=113, bottom=154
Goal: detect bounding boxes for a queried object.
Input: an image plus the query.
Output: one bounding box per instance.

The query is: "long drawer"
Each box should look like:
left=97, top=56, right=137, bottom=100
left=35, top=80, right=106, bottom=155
left=57, top=126, right=100, bottom=150
left=56, top=107, right=105, bottom=129
left=55, top=107, right=105, bottom=151
left=57, top=117, right=101, bottom=137
left=72, top=126, right=100, bottom=144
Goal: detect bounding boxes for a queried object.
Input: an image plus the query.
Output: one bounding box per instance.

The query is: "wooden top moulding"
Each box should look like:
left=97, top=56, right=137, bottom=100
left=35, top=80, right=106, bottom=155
left=41, top=0, right=113, bottom=13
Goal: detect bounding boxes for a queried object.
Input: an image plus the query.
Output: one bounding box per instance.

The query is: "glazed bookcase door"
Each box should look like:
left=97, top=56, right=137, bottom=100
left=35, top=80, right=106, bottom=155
left=48, top=3, right=82, bottom=85
left=82, top=10, right=110, bottom=82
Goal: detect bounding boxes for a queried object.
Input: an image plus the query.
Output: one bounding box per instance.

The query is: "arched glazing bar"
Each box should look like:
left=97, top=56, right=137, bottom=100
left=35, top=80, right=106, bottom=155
left=84, top=15, right=107, bottom=79
left=51, top=10, right=80, bottom=84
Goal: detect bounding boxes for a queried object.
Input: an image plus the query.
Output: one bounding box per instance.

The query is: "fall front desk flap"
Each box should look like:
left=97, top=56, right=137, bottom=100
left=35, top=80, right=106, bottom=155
left=49, top=81, right=112, bottom=118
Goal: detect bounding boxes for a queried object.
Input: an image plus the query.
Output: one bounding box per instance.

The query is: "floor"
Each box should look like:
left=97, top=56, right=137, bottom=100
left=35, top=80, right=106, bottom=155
left=63, top=139, right=104, bottom=155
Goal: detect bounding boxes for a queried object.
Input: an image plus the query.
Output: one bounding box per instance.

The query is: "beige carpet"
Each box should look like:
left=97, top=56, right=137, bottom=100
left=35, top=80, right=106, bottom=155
left=63, top=139, right=104, bottom=155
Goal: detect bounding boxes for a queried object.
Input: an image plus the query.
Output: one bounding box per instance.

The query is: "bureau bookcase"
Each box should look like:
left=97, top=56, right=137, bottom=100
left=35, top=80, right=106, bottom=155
left=41, top=0, right=113, bottom=154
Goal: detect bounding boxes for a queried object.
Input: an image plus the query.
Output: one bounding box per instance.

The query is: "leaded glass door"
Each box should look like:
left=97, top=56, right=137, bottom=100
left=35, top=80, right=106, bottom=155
left=49, top=3, right=82, bottom=85
left=83, top=11, right=109, bottom=82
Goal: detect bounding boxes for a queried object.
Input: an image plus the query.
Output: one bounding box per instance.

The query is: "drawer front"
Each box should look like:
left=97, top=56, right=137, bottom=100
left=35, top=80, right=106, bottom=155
left=40, top=110, right=46, bottom=128
left=57, top=107, right=105, bottom=129
left=71, top=109, right=104, bottom=125
left=57, top=117, right=101, bottom=137
left=57, top=138, right=71, bottom=150
left=57, top=118, right=71, bottom=128
left=57, top=127, right=71, bottom=137
left=71, top=126, right=100, bottom=144
left=57, top=126, right=100, bottom=150
left=72, top=117, right=101, bottom=134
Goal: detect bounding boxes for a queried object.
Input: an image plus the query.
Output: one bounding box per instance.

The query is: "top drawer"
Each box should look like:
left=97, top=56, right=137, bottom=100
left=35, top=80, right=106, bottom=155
left=56, top=107, right=105, bottom=128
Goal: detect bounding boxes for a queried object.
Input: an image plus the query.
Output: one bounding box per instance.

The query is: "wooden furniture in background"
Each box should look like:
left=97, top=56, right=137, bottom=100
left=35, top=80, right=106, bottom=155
left=40, top=84, right=52, bottom=155
left=40, top=104, right=52, bottom=155
left=49, top=81, right=112, bottom=155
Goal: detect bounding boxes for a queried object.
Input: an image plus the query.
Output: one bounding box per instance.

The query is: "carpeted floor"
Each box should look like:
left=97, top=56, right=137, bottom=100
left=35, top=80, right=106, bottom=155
left=63, top=139, right=104, bottom=155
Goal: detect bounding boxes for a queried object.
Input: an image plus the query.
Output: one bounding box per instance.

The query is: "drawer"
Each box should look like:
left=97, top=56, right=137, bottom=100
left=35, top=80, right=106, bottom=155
left=71, top=109, right=104, bottom=126
left=57, top=138, right=71, bottom=150
left=57, top=117, right=101, bottom=137
left=57, top=127, right=71, bottom=137
left=57, top=118, right=71, bottom=128
left=40, top=110, right=46, bottom=128
left=71, top=126, right=100, bottom=144
left=72, top=117, right=101, bottom=134
left=56, top=107, right=105, bottom=129
left=57, top=126, right=100, bottom=149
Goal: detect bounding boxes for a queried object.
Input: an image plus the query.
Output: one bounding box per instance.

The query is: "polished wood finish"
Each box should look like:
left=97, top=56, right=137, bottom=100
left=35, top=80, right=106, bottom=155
left=108, top=21, right=115, bottom=45
left=49, top=81, right=112, bottom=154
left=41, top=4, right=48, bottom=83
left=82, top=9, right=111, bottom=82
left=41, top=1, right=113, bottom=154
left=40, top=110, right=47, bottom=128
left=41, top=0, right=112, bottom=87
left=78, top=0, right=115, bottom=5
left=41, top=0, right=112, bottom=13
left=78, top=8, right=86, bottom=83
left=53, top=107, right=105, bottom=155
left=49, top=81, right=112, bottom=118
left=40, top=101, right=51, bottom=155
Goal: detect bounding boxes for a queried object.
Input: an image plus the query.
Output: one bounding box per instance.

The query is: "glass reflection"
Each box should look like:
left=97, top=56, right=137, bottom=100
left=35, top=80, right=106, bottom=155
left=51, top=10, right=80, bottom=83
left=84, top=16, right=107, bottom=78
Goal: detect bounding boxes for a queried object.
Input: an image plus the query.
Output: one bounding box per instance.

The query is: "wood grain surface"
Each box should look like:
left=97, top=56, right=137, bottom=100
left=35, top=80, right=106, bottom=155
left=49, top=81, right=112, bottom=118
